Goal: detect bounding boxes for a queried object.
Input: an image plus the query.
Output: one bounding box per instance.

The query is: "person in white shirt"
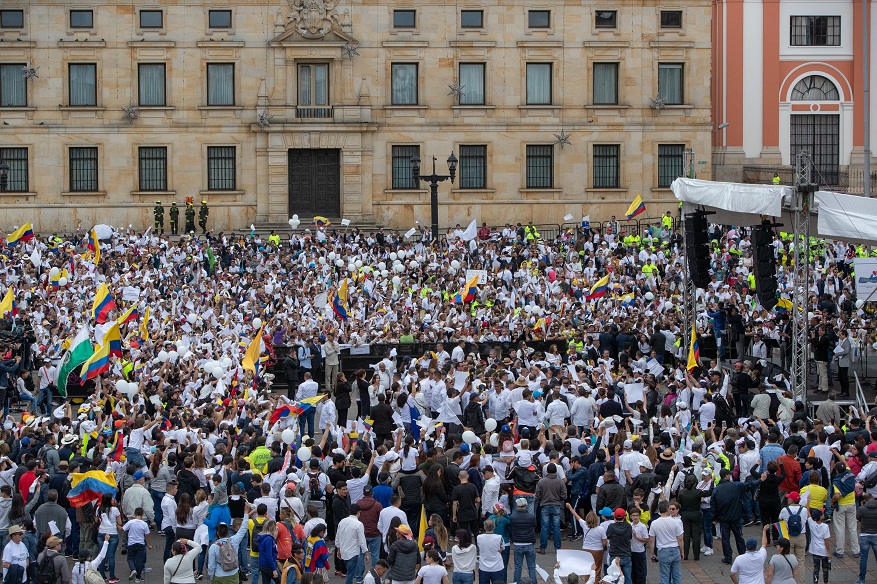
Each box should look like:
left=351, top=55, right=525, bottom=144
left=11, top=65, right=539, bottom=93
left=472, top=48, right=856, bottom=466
left=476, top=519, right=505, bottom=582
left=649, top=501, right=684, bottom=584
left=72, top=535, right=110, bottom=584
left=730, top=527, right=769, bottom=584
left=336, top=504, right=369, bottom=584
left=377, top=496, right=408, bottom=546
left=2, top=524, right=28, bottom=583
left=253, top=483, right=279, bottom=523
left=160, top=481, right=179, bottom=563
left=807, top=509, right=831, bottom=584
left=481, top=467, right=501, bottom=516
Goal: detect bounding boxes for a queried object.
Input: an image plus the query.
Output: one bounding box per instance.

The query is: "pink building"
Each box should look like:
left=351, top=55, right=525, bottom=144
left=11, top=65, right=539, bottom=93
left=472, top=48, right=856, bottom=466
left=712, top=0, right=874, bottom=191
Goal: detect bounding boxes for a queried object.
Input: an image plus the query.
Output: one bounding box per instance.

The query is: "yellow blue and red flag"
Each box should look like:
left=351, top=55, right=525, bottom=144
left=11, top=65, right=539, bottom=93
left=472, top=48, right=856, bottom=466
left=108, top=430, right=124, bottom=462
left=116, top=305, right=139, bottom=325
left=6, top=222, right=34, bottom=246
left=67, top=470, right=118, bottom=508
left=454, top=274, right=479, bottom=304
left=312, top=216, right=331, bottom=227
left=91, top=283, right=116, bottom=324
left=687, top=324, right=700, bottom=371
left=586, top=274, right=610, bottom=299
left=89, top=228, right=100, bottom=265
left=332, top=279, right=349, bottom=321
left=103, top=322, right=123, bottom=358
left=79, top=342, right=111, bottom=381
left=625, top=194, right=646, bottom=219
left=0, top=288, right=16, bottom=317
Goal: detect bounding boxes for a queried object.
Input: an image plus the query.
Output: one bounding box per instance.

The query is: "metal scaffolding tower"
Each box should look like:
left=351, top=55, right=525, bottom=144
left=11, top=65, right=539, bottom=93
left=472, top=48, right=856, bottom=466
left=681, top=149, right=697, bottom=355
left=791, top=152, right=816, bottom=402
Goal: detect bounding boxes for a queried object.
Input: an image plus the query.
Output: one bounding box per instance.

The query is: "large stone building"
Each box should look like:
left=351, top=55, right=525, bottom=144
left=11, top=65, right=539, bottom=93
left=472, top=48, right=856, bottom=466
left=0, top=1, right=712, bottom=232
left=712, top=0, right=876, bottom=192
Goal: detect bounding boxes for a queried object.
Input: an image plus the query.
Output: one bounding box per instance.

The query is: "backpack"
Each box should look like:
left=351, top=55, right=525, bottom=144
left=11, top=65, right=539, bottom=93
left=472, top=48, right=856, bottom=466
left=37, top=553, right=57, bottom=584
left=81, top=565, right=107, bottom=584
left=216, top=538, right=239, bottom=572
left=863, top=468, right=877, bottom=489
left=787, top=506, right=804, bottom=537
left=308, top=473, right=323, bottom=500
left=250, top=517, right=267, bottom=551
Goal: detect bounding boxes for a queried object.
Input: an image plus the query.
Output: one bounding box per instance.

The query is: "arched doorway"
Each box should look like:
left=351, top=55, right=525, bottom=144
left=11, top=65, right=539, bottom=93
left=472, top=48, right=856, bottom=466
left=789, top=75, right=840, bottom=185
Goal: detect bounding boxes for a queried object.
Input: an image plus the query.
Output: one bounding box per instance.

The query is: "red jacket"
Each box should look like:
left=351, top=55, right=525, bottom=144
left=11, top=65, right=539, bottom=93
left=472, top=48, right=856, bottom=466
left=357, top=495, right=383, bottom=538
left=778, top=455, right=802, bottom=493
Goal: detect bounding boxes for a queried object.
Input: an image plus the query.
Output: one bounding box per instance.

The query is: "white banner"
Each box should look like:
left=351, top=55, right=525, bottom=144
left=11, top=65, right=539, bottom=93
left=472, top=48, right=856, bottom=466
left=465, top=269, right=488, bottom=285
left=855, top=258, right=877, bottom=300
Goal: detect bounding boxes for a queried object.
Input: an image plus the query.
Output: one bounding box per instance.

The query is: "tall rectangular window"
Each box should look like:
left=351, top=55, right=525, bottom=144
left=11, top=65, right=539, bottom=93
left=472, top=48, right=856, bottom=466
left=391, top=63, right=418, bottom=105
left=138, top=147, right=167, bottom=191
left=209, top=10, right=232, bottom=28
left=0, top=64, right=26, bottom=107
left=526, top=145, right=553, bottom=188
left=207, top=146, right=236, bottom=191
left=526, top=63, right=552, bottom=105
left=0, top=148, right=27, bottom=192
left=0, top=11, right=23, bottom=29
left=393, top=10, right=416, bottom=28
left=391, top=145, right=419, bottom=190
left=139, top=10, right=162, bottom=28
left=70, top=10, right=93, bottom=29
left=298, top=64, right=329, bottom=106
left=658, top=63, right=683, bottom=105
left=528, top=10, right=550, bottom=28
left=69, top=147, right=98, bottom=192
left=458, top=63, right=485, bottom=105
left=459, top=145, right=487, bottom=189
left=593, top=63, right=618, bottom=105
left=461, top=10, right=483, bottom=28
left=138, top=63, right=166, bottom=106
left=69, top=63, right=97, bottom=106
left=207, top=63, right=234, bottom=106
left=593, top=145, right=620, bottom=188
left=658, top=144, right=685, bottom=188
left=790, top=16, right=841, bottom=46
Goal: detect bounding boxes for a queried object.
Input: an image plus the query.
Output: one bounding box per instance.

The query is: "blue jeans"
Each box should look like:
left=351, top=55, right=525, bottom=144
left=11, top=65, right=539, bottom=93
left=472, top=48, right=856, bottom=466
left=500, top=544, right=510, bottom=582
left=151, top=490, right=165, bottom=530
left=126, top=543, right=146, bottom=578
left=478, top=569, right=504, bottom=584
left=37, top=387, right=52, bottom=415
left=617, top=555, right=633, bottom=584
left=344, top=553, right=364, bottom=584
left=239, top=530, right=250, bottom=575
left=452, top=572, right=474, bottom=584
left=860, top=533, right=877, bottom=581
left=66, top=507, right=79, bottom=555
left=298, top=408, right=316, bottom=437
left=98, top=533, right=119, bottom=579
left=18, top=394, right=36, bottom=413
left=657, top=547, right=682, bottom=584
left=741, top=480, right=760, bottom=523
left=540, top=504, right=562, bottom=551
left=250, top=556, right=262, bottom=584
left=513, top=543, right=537, bottom=584
left=701, top=508, right=713, bottom=548
left=366, top=536, right=381, bottom=568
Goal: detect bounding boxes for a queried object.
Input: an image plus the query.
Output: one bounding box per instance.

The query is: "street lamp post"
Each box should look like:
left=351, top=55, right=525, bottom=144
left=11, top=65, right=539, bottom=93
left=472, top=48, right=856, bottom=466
left=0, top=161, right=8, bottom=193
left=411, top=151, right=457, bottom=241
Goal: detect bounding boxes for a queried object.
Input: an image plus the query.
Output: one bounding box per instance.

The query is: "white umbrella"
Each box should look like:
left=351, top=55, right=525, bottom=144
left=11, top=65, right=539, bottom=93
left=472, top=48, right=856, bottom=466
left=92, top=224, right=115, bottom=240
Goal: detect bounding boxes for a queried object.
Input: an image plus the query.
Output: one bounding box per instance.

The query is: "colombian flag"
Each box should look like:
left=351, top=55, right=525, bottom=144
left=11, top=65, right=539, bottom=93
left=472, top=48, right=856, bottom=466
left=139, top=306, right=150, bottom=342
left=586, top=274, right=610, bottom=299
left=687, top=323, right=700, bottom=371
left=332, top=279, right=349, bottom=321
left=454, top=274, right=479, bottom=304
left=108, top=430, right=124, bottom=462
left=241, top=325, right=264, bottom=373
left=103, top=322, right=123, bottom=358
left=312, top=216, right=331, bottom=227
left=6, top=223, right=34, bottom=246
left=67, top=470, right=118, bottom=508
left=91, top=283, right=116, bottom=324
left=269, top=403, right=302, bottom=425
left=0, top=288, right=16, bottom=317
left=775, top=297, right=793, bottom=313
left=116, top=305, right=139, bottom=325
left=89, top=228, right=100, bottom=265
left=80, top=342, right=111, bottom=381
left=625, top=194, right=646, bottom=219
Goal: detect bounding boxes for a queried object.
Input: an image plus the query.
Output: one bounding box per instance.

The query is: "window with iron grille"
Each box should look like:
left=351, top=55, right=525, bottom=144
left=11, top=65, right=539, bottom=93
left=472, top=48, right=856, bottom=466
left=790, top=16, right=841, bottom=46
left=459, top=146, right=487, bottom=189
left=208, top=146, right=236, bottom=191
left=526, top=145, right=553, bottom=188
left=593, top=145, right=620, bottom=188
left=0, top=64, right=26, bottom=107
left=69, top=147, right=98, bottom=192
left=137, top=147, right=167, bottom=191
left=391, top=145, right=419, bottom=190
left=0, top=148, right=27, bottom=192
left=658, top=144, right=685, bottom=188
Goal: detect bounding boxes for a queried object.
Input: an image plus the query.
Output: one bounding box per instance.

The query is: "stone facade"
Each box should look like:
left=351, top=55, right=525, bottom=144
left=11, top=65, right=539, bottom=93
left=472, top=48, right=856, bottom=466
left=0, top=1, right=712, bottom=232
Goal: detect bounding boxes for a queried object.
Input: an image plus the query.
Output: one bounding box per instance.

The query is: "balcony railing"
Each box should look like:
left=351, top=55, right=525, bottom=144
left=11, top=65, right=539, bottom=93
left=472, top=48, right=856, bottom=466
left=295, top=106, right=333, bottom=119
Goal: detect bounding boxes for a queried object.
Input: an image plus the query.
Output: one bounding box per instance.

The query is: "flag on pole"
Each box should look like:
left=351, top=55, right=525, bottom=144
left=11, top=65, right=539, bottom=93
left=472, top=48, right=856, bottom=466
left=57, top=326, right=93, bottom=397
left=116, top=305, right=139, bottom=325
left=625, top=194, right=646, bottom=219
left=89, top=228, right=101, bottom=265
left=453, top=275, right=479, bottom=304
left=5, top=223, right=34, bottom=246
left=586, top=274, right=610, bottom=299
left=103, top=322, right=123, bottom=358
left=331, top=279, right=349, bottom=321
left=460, top=219, right=478, bottom=242
left=687, top=324, right=700, bottom=371
left=0, top=288, right=15, bottom=316
left=79, top=342, right=111, bottom=380
left=139, top=306, right=150, bottom=341
left=242, top=325, right=264, bottom=373
left=417, top=505, right=428, bottom=550
left=91, top=283, right=116, bottom=324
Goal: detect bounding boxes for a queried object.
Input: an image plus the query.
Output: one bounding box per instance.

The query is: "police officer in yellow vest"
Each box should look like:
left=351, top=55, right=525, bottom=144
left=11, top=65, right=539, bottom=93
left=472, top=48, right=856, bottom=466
left=773, top=173, right=781, bottom=185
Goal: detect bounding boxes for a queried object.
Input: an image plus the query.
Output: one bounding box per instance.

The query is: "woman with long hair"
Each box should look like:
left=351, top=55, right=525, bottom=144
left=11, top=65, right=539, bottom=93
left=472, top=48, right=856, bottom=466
left=149, top=448, right=173, bottom=529
left=96, top=493, right=122, bottom=583
left=257, top=520, right=280, bottom=584
left=760, top=461, right=788, bottom=540
left=175, top=492, right=197, bottom=540
left=566, top=506, right=607, bottom=580
left=334, top=372, right=352, bottom=427
left=422, top=466, right=449, bottom=526
left=766, top=535, right=797, bottom=584
left=424, top=513, right=449, bottom=558
left=677, top=473, right=711, bottom=561
left=354, top=369, right=370, bottom=419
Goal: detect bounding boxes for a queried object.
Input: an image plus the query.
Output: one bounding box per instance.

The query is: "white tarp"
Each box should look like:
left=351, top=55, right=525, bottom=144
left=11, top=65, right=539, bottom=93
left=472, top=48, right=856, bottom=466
left=815, top=190, right=877, bottom=246
left=853, top=258, right=877, bottom=299
left=671, top=178, right=793, bottom=226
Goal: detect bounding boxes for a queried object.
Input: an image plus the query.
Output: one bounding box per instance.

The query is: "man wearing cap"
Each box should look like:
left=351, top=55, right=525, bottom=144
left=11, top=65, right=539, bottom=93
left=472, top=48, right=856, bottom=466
left=606, top=507, right=633, bottom=584
left=35, top=534, right=67, bottom=584
left=730, top=527, right=769, bottom=584
left=509, top=497, right=537, bottom=584
left=2, top=524, right=27, bottom=582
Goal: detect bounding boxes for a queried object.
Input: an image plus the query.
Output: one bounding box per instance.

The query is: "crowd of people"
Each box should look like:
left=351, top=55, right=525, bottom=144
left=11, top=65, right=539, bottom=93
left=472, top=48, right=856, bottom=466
left=0, top=214, right=871, bottom=584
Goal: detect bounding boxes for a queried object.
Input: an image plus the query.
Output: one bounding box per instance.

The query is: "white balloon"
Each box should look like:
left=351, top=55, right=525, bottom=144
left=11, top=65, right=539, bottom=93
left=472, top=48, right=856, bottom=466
left=856, top=299, right=865, bottom=309
left=125, top=382, right=140, bottom=398
left=115, top=380, right=127, bottom=393
left=288, top=219, right=296, bottom=227
left=212, top=367, right=224, bottom=379
left=348, top=263, right=356, bottom=272
left=489, top=433, right=500, bottom=447
left=158, top=350, right=169, bottom=363
left=393, top=259, right=401, bottom=266
left=397, top=250, right=406, bottom=259
left=484, top=418, right=498, bottom=432
left=168, top=351, right=178, bottom=362
left=389, top=252, right=398, bottom=261
left=392, top=276, right=402, bottom=287
left=290, top=220, right=300, bottom=229
left=181, top=350, right=192, bottom=360
left=462, top=431, right=478, bottom=444
left=292, top=214, right=299, bottom=221
left=201, top=360, right=217, bottom=371
left=58, top=277, right=68, bottom=287
left=380, top=269, right=389, bottom=277
left=335, top=259, right=345, bottom=267
left=297, top=446, right=312, bottom=461
left=377, top=262, right=386, bottom=271
left=355, top=260, right=363, bottom=268
left=49, top=267, right=60, bottom=278
left=450, top=260, right=461, bottom=270
left=253, top=318, right=263, bottom=329
left=281, top=429, right=296, bottom=444
left=448, top=267, right=456, bottom=275
left=318, top=257, right=326, bottom=265
left=328, top=252, right=336, bottom=261
left=394, top=264, right=405, bottom=273
left=409, top=261, right=419, bottom=269
left=221, top=357, right=233, bottom=368
left=645, top=292, right=655, bottom=301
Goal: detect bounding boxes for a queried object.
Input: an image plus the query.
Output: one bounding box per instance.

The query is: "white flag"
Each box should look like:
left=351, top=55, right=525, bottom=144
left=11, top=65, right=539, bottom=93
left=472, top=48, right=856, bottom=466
left=460, top=219, right=478, bottom=242
left=29, top=248, right=41, bottom=269
left=404, top=227, right=417, bottom=239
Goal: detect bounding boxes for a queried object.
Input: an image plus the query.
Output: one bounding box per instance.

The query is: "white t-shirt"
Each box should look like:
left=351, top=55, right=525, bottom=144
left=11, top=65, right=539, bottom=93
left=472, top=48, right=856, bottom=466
left=578, top=521, right=607, bottom=551
left=1, top=540, right=27, bottom=582
left=417, top=563, right=448, bottom=584
left=123, top=518, right=150, bottom=546
left=99, top=507, right=120, bottom=534
left=631, top=522, right=649, bottom=553
left=476, top=533, right=504, bottom=572
left=730, top=548, right=767, bottom=584
left=807, top=519, right=830, bottom=556
left=778, top=505, right=808, bottom=535
left=648, top=516, right=683, bottom=549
